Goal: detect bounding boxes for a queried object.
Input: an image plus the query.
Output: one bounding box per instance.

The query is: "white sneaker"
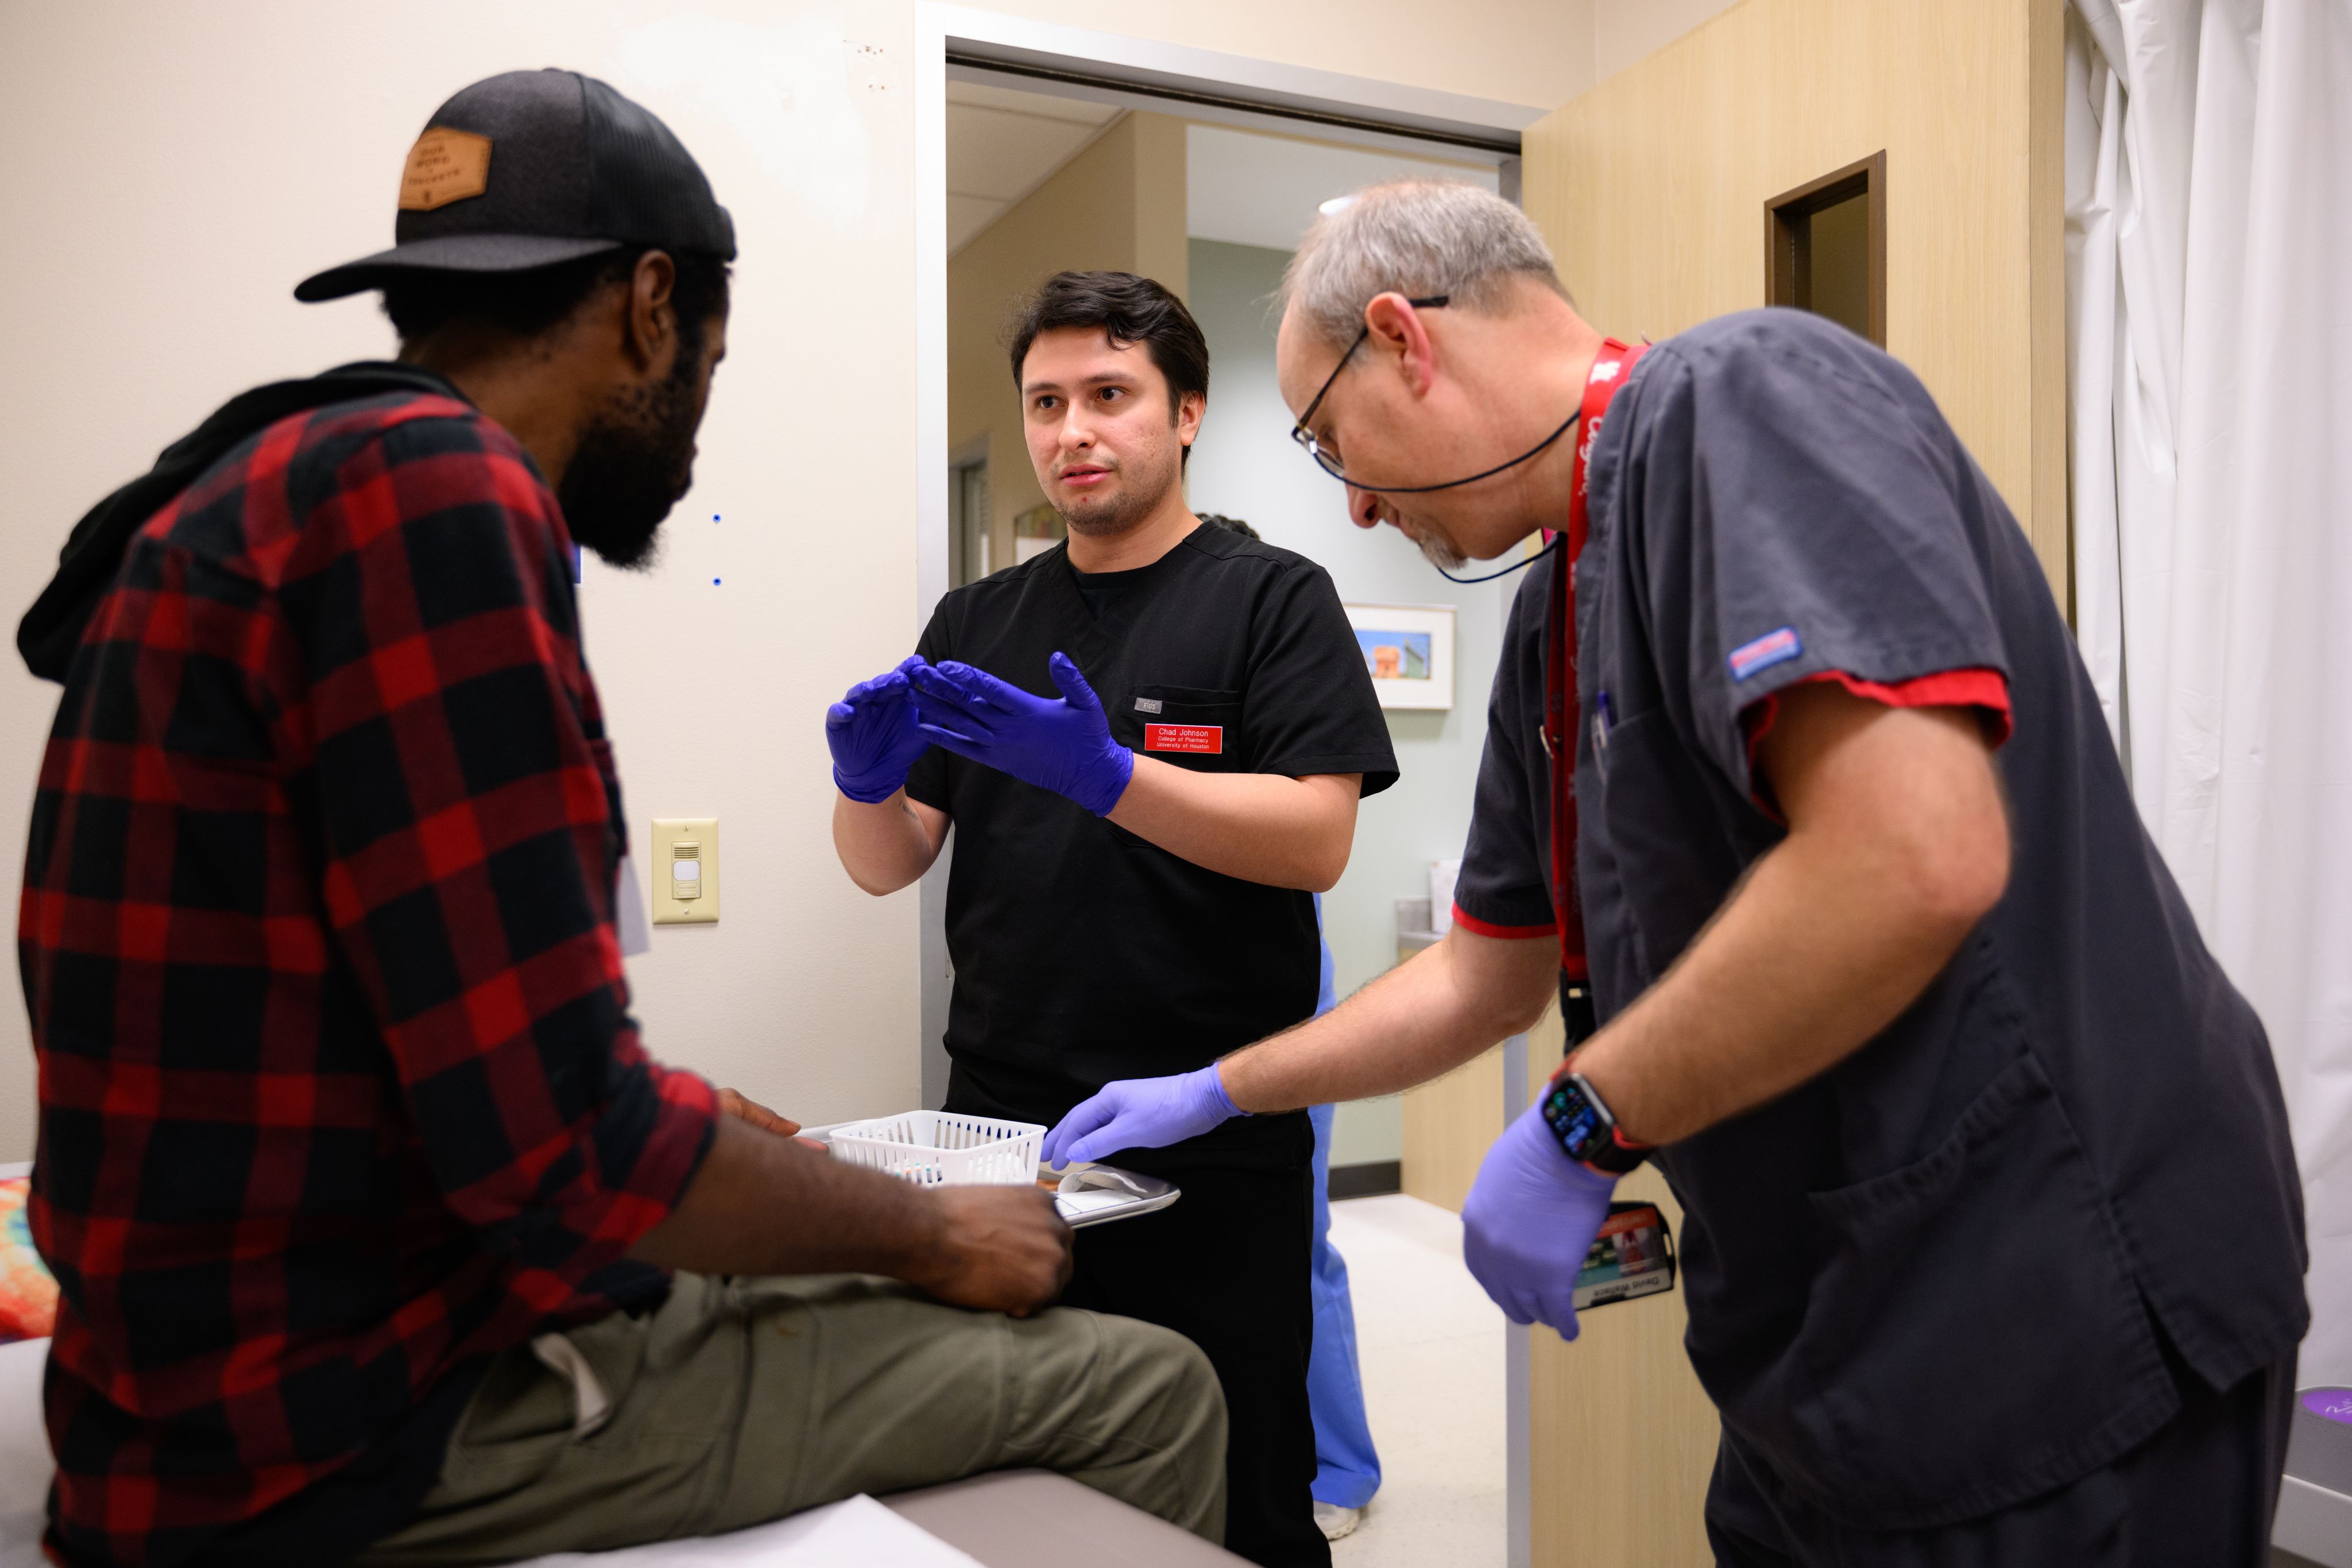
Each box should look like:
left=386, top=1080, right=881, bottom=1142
left=1314, top=1501, right=1364, bottom=1542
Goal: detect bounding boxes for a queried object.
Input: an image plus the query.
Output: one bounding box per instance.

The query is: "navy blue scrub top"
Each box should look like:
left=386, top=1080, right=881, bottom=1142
left=1454, top=309, right=2307, bottom=1529
left=908, top=522, right=1398, bottom=1168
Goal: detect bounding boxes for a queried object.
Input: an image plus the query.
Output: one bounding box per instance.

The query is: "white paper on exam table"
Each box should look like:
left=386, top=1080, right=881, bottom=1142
left=511, top=1493, right=984, bottom=1567
left=0, top=1337, right=48, bottom=1568
left=795, top=1126, right=1178, bottom=1228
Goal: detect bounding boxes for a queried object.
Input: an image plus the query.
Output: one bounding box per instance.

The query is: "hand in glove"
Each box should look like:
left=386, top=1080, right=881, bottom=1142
left=908, top=652, right=1135, bottom=817
left=1461, top=1102, right=1617, bottom=1339
left=825, top=656, right=931, bottom=803
left=1042, top=1064, right=1243, bottom=1168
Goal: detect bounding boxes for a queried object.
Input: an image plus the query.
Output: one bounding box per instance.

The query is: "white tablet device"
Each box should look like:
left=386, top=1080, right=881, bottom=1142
left=1047, top=1166, right=1180, bottom=1228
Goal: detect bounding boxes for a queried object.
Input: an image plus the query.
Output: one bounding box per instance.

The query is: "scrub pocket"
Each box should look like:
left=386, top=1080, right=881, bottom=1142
left=1121, top=686, right=1244, bottom=775
left=1782, top=1051, right=2175, bottom=1529
left=1589, top=707, right=1751, bottom=988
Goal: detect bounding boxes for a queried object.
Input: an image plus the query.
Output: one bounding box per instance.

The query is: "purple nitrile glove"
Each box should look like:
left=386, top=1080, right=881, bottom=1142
left=907, top=652, right=1135, bottom=817
left=826, top=656, right=932, bottom=803
left=1043, top=1064, right=1243, bottom=1168
left=1461, top=1102, right=1618, bottom=1339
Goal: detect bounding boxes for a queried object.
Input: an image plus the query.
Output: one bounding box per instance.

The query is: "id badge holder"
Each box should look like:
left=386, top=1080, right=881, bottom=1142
left=1573, top=1200, right=1678, bottom=1311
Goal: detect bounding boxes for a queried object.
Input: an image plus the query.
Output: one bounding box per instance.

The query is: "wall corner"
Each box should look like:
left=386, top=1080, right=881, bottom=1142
left=1131, top=111, right=1191, bottom=303
left=2027, top=0, right=2073, bottom=615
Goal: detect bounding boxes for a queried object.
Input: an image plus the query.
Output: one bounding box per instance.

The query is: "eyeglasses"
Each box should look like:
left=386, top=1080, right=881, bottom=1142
left=1286, top=295, right=1587, bottom=499
left=1289, top=295, right=1448, bottom=482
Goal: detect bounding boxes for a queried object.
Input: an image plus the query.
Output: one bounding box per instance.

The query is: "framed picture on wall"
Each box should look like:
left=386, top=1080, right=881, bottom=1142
left=1343, top=602, right=1456, bottom=711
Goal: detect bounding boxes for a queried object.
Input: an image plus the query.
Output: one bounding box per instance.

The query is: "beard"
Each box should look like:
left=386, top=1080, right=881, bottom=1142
left=1390, top=509, right=1467, bottom=571
left=1055, top=449, right=1180, bottom=539
left=558, top=339, right=705, bottom=571
left=1368, top=493, right=1468, bottom=572
left=1059, top=482, right=1152, bottom=538
left=1414, top=528, right=1468, bottom=572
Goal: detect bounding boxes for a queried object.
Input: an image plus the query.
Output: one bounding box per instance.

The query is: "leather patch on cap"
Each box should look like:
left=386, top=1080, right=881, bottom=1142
left=398, top=127, right=492, bottom=211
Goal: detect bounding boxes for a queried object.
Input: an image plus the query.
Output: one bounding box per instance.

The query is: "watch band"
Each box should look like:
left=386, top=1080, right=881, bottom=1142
left=1542, top=1056, right=1653, bottom=1176
left=1581, top=1121, right=1651, bottom=1177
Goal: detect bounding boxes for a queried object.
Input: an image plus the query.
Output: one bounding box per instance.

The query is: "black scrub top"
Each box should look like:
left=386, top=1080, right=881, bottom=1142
left=1457, top=310, right=2307, bottom=1529
left=907, top=522, right=1397, bottom=1167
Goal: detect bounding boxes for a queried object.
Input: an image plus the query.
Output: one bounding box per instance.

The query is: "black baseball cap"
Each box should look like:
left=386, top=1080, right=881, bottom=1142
left=296, top=68, right=735, bottom=303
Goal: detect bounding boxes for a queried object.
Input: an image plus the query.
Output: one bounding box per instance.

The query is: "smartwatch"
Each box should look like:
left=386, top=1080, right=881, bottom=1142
left=1540, top=1061, right=1651, bottom=1176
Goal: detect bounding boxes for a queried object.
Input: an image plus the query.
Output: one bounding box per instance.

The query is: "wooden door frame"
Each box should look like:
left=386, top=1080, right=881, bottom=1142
left=1765, top=150, right=1887, bottom=346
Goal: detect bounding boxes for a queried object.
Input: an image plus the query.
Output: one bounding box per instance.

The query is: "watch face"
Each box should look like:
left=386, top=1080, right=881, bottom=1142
left=1542, top=1078, right=1611, bottom=1164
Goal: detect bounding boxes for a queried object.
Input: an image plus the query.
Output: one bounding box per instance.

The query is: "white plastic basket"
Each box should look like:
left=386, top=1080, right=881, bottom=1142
left=827, top=1110, right=1043, bottom=1187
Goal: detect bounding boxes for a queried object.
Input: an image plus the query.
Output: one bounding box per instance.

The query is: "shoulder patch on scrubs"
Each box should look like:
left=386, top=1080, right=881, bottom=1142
left=1728, top=626, right=1804, bottom=682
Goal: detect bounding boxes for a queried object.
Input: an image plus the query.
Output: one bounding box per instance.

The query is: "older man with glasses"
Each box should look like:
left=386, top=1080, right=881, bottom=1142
left=1047, top=180, right=2307, bottom=1567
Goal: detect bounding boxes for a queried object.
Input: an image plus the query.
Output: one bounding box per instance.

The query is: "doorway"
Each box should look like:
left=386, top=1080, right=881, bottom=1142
left=919, top=20, right=1530, bottom=1143
left=930, top=55, right=1514, bottom=1197
left=949, top=441, right=990, bottom=586
left=1766, top=151, right=1887, bottom=344
left=915, top=14, right=1539, bottom=1563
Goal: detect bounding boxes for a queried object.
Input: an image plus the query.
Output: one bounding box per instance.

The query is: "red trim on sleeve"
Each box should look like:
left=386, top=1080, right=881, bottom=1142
left=1744, top=667, right=2013, bottom=771
left=1740, top=667, right=2012, bottom=818
left=1449, top=903, right=1560, bottom=940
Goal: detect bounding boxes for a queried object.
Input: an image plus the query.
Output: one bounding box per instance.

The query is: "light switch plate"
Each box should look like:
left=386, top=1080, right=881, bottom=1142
left=650, top=817, right=719, bottom=926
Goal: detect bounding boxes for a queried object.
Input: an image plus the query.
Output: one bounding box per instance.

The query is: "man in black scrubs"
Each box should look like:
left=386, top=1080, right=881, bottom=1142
left=1053, top=184, right=2310, bottom=1564
left=827, top=271, right=1395, bottom=1568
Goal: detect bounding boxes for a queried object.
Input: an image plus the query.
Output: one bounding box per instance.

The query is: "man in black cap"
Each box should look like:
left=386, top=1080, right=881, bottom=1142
left=17, top=70, right=1224, bottom=1568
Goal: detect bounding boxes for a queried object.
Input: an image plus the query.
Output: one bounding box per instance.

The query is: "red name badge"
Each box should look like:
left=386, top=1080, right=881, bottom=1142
left=1144, top=723, right=1223, bottom=755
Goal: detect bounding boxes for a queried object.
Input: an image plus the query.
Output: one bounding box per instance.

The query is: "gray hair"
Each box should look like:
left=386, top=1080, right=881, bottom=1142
left=1279, top=180, right=1567, bottom=351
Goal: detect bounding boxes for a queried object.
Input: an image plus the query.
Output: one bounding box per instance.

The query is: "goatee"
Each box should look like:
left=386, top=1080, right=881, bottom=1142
left=1057, top=473, right=1154, bottom=538
left=1415, top=529, right=1467, bottom=572
left=1061, top=493, right=1157, bottom=537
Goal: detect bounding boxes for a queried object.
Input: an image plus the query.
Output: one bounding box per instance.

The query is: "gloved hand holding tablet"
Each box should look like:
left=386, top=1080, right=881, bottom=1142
left=1043, top=1064, right=1243, bottom=1167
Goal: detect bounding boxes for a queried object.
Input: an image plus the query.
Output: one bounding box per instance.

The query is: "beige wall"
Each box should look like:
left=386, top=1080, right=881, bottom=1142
left=0, top=1, right=937, bottom=1160
left=1523, top=0, right=2070, bottom=598
left=947, top=111, right=1188, bottom=564
left=1593, top=0, right=1746, bottom=83
left=0, top=2, right=1591, bottom=1162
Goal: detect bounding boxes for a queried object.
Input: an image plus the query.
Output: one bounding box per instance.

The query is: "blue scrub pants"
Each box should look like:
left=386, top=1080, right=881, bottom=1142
left=1307, top=1102, right=1382, bottom=1509
left=1304, top=897, right=1379, bottom=1509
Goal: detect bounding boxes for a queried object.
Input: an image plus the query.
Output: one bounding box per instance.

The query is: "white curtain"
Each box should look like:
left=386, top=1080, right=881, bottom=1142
left=2065, top=0, right=2352, bottom=1387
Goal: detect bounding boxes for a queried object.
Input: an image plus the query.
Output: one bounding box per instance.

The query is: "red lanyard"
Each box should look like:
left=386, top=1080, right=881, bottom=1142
left=1545, top=339, right=1647, bottom=980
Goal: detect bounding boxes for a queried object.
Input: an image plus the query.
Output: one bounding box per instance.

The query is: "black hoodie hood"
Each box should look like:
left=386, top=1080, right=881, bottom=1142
left=17, top=361, right=466, bottom=683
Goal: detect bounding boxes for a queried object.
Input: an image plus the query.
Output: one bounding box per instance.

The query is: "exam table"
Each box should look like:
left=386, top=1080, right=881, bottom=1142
left=0, top=1335, right=1242, bottom=1567
left=0, top=1153, right=1239, bottom=1568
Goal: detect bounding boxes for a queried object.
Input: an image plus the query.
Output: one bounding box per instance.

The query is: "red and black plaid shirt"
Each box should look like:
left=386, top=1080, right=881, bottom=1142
left=18, top=390, right=718, bottom=1566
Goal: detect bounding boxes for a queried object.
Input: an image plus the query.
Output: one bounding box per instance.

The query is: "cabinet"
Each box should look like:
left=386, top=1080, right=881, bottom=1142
left=1395, top=933, right=1719, bottom=1567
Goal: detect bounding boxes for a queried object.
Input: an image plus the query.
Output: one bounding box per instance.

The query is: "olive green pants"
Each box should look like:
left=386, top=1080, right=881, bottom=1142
left=353, top=1273, right=1228, bottom=1565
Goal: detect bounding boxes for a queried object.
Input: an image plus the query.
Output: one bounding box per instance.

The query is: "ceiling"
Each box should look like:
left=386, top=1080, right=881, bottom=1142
left=945, top=79, right=1120, bottom=255
left=1184, top=125, right=1498, bottom=254
left=945, top=79, right=1502, bottom=260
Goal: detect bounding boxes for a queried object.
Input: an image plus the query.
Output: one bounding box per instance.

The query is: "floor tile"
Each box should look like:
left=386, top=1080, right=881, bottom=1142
left=1325, top=1195, right=1503, bottom=1568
